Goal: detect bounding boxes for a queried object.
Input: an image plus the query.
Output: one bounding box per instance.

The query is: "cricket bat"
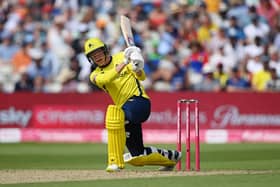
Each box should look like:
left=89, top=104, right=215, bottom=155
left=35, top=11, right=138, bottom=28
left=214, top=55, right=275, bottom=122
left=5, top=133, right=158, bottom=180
left=120, top=15, right=135, bottom=47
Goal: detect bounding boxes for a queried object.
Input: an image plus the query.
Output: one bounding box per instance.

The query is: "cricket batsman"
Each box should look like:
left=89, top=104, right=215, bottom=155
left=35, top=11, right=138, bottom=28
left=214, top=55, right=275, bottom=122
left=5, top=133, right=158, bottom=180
left=84, top=38, right=181, bottom=172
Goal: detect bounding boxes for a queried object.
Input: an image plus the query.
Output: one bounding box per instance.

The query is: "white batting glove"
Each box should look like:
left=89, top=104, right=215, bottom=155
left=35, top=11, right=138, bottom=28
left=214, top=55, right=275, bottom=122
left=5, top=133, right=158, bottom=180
left=124, top=46, right=141, bottom=60
left=131, top=62, right=142, bottom=72
left=130, top=51, right=144, bottom=72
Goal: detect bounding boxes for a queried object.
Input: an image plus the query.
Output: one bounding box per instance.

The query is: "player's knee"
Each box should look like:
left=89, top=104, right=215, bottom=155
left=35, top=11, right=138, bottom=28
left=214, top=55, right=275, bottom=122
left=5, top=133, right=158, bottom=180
left=105, top=105, right=125, bottom=129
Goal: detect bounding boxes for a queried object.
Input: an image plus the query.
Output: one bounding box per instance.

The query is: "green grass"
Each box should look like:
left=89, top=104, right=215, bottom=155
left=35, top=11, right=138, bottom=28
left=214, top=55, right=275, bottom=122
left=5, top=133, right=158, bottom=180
left=3, top=174, right=280, bottom=187
left=0, top=143, right=106, bottom=169
left=1, top=143, right=280, bottom=186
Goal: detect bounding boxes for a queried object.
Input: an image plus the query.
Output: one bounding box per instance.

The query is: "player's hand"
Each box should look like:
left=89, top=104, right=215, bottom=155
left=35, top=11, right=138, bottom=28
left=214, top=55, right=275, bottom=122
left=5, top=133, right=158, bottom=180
left=130, top=51, right=144, bottom=71
left=131, top=62, right=142, bottom=72
left=124, top=46, right=141, bottom=60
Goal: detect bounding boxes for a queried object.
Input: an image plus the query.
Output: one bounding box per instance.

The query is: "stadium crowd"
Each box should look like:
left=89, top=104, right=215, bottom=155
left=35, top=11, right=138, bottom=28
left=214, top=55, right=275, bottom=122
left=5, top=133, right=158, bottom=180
left=1, top=0, right=280, bottom=93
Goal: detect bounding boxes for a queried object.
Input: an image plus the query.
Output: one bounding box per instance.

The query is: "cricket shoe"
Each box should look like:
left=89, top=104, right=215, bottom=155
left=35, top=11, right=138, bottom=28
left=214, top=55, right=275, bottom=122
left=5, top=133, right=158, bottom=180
left=123, top=153, right=145, bottom=166
left=158, top=150, right=182, bottom=171
left=106, top=164, right=121, bottom=172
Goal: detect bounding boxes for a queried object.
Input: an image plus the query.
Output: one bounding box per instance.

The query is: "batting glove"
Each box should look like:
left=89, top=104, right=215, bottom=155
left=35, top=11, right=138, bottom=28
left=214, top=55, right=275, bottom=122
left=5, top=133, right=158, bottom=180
left=130, top=51, right=144, bottom=71
left=124, top=46, right=141, bottom=60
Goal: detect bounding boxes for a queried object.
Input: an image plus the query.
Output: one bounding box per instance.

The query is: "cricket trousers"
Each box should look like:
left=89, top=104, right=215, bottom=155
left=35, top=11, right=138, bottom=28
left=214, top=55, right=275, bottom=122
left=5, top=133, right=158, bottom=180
left=122, top=96, right=150, bottom=156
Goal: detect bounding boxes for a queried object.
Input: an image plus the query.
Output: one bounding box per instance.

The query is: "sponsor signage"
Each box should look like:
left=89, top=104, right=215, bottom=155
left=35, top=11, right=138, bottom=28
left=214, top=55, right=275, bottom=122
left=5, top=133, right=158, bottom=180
left=0, top=92, right=280, bottom=129
left=32, top=105, right=106, bottom=128
left=0, top=107, right=32, bottom=128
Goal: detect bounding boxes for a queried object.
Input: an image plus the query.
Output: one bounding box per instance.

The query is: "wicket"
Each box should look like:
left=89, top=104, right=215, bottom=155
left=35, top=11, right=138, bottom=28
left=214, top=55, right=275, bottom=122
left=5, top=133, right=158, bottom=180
left=177, top=99, right=200, bottom=171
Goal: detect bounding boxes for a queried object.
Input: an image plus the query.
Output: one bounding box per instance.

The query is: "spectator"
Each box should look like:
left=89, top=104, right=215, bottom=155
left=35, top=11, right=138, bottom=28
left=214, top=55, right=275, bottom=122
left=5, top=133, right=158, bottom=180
left=70, top=23, right=92, bottom=82
left=204, top=0, right=223, bottom=26
left=183, top=40, right=209, bottom=88
left=94, top=16, right=113, bottom=45
left=193, top=64, right=221, bottom=92
left=268, top=46, right=280, bottom=77
left=157, top=23, right=176, bottom=56
left=11, top=39, right=33, bottom=73
left=226, top=1, right=250, bottom=27
left=33, top=75, right=46, bottom=93
left=170, top=62, right=186, bottom=91
left=226, top=67, right=251, bottom=92
left=246, top=48, right=264, bottom=74
left=244, top=14, right=270, bottom=42
left=47, top=14, right=73, bottom=70
left=57, top=56, right=90, bottom=93
left=151, top=55, right=176, bottom=92
left=179, top=18, right=198, bottom=42
left=207, top=27, right=228, bottom=53
left=226, top=16, right=246, bottom=41
left=208, top=45, right=236, bottom=73
left=148, top=3, right=167, bottom=30
left=257, top=0, right=279, bottom=27
left=184, top=40, right=209, bottom=73
left=26, top=48, right=51, bottom=86
left=0, top=32, right=19, bottom=63
left=14, top=72, right=33, bottom=92
left=267, top=68, right=280, bottom=91
left=41, top=42, right=61, bottom=82
left=197, top=14, right=218, bottom=45
left=251, top=60, right=272, bottom=91
left=243, top=36, right=264, bottom=64
left=223, top=35, right=245, bottom=65
left=213, top=63, right=229, bottom=90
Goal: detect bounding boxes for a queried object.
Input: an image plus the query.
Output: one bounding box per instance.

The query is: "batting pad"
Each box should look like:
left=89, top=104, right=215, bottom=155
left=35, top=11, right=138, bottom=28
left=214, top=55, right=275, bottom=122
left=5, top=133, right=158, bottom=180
left=105, top=105, right=126, bottom=169
left=123, top=152, right=176, bottom=167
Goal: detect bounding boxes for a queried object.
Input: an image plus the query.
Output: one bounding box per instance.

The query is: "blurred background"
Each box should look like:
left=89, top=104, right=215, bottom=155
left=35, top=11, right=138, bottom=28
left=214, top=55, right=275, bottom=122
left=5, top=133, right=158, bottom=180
left=0, top=0, right=280, bottom=144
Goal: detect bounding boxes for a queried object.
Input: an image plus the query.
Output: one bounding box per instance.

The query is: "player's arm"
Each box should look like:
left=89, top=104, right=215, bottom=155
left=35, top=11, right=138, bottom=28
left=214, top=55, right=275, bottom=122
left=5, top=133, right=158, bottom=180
left=90, top=63, right=128, bottom=85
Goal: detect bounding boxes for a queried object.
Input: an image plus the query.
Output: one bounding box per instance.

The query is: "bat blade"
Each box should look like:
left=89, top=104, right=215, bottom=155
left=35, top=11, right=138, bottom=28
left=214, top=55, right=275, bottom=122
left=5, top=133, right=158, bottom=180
left=120, top=15, right=135, bottom=47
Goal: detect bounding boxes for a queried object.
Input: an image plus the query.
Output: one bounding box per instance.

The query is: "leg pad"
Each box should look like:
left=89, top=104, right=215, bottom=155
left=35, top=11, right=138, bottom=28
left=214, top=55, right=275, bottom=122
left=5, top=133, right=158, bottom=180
left=105, top=105, right=126, bottom=169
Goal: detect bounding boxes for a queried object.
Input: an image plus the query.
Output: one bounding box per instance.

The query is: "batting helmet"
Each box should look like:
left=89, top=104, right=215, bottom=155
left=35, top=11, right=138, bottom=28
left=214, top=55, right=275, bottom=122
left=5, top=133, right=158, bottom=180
left=84, top=38, right=107, bottom=55
left=84, top=38, right=109, bottom=65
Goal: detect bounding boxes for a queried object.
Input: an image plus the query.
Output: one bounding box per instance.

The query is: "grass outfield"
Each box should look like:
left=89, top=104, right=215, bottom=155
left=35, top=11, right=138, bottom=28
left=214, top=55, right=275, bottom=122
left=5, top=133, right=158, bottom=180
left=0, top=143, right=280, bottom=186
